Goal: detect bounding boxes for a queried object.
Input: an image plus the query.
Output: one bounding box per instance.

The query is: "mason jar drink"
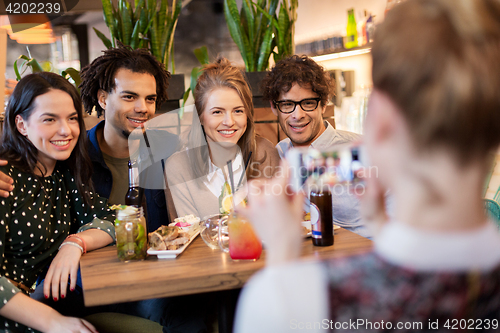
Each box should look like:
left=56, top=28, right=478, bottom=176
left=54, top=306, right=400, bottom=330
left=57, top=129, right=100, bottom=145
left=115, top=206, right=147, bottom=261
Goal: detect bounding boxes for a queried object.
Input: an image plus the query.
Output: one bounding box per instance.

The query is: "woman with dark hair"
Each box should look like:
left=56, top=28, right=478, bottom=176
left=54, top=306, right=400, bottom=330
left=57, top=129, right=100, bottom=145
left=165, top=57, right=280, bottom=218
left=0, top=72, right=115, bottom=333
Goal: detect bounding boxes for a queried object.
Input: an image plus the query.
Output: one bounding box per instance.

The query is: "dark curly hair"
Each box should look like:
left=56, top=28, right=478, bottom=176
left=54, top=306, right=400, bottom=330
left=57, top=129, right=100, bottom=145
left=261, top=55, right=334, bottom=107
left=0, top=72, right=94, bottom=206
left=79, top=43, right=171, bottom=117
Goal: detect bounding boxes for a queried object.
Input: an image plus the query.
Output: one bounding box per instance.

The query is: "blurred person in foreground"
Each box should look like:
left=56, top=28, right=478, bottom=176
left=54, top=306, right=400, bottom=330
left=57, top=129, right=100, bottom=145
left=235, top=0, right=500, bottom=331
left=261, top=55, right=368, bottom=238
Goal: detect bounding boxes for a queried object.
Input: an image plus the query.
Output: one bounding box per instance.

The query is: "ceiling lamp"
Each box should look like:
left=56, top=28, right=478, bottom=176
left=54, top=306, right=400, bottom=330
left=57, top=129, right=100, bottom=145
left=0, top=14, right=55, bottom=44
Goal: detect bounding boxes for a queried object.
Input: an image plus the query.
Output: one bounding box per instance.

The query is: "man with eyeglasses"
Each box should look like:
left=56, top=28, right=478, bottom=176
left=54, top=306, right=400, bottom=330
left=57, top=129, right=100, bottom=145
left=261, top=55, right=369, bottom=238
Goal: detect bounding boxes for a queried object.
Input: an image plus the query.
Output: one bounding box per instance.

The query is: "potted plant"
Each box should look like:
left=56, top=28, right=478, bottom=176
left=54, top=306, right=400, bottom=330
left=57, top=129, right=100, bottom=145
left=223, top=0, right=297, bottom=72
left=95, top=0, right=185, bottom=112
left=223, top=0, right=297, bottom=107
left=13, top=48, right=81, bottom=93
left=95, top=0, right=182, bottom=71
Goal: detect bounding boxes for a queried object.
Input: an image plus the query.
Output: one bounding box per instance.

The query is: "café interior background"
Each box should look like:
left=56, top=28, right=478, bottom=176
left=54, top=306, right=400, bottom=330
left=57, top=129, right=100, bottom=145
left=0, top=0, right=498, bottom=198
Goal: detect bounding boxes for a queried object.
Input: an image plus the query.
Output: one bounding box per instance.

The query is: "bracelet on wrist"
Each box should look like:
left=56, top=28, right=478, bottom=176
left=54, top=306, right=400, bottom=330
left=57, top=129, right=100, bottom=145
left=59, top=241, right=84, bottom=254
left=66, top=234, right=87, bottom=254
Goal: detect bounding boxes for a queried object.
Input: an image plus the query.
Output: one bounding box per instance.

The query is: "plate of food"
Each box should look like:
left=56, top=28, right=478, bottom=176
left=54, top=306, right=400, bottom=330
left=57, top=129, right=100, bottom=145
left=147, top=215, right=201, bottom=259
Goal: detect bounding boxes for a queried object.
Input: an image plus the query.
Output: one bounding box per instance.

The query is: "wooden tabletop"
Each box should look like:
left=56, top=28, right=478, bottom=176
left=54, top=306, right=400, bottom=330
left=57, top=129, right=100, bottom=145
left=80, top=228, right=372, bottom=307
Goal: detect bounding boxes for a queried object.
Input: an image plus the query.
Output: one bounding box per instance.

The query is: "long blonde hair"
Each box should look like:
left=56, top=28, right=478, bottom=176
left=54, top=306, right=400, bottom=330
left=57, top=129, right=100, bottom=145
left=190, top=56, right=256, bottom=179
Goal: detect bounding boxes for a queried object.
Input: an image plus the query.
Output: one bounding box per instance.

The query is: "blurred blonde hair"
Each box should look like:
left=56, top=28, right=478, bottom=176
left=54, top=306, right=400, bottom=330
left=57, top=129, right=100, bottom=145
left=372, top=0, right=500, bottom=165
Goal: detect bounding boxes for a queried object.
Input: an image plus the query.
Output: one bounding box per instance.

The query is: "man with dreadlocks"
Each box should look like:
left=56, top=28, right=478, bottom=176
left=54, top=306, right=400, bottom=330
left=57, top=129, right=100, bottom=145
left=79, top=44, right=176, bottom=233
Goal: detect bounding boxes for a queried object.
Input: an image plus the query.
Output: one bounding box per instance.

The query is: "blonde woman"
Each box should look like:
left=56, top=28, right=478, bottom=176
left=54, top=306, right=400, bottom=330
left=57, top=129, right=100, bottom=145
left=165, top=57, right=280, bottom=218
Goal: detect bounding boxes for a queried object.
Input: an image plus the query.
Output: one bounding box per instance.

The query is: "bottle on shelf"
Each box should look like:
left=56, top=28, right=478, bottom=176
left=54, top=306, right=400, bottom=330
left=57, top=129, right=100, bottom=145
left=366, top=14, right=375, bottom=43
left=359, top=10, right=369, bottom=46
left=345, top=8, right=358, bottom=49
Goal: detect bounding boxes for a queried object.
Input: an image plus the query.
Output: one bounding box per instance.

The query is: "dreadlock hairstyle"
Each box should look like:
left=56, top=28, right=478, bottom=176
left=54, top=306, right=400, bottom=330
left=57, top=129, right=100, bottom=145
left=79, top=43, right=171, bottom=117
left=0, top=72, right=94, bottom=206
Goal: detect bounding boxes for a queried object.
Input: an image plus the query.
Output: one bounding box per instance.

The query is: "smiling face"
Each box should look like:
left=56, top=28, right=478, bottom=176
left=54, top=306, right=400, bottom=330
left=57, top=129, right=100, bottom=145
left=98, top=68, right=157, bottom=138
left=200, top=87, right=248, bottom=145
left=272, top=83, right=326, bottom=147
left=15, top=89, right=80, bottom=174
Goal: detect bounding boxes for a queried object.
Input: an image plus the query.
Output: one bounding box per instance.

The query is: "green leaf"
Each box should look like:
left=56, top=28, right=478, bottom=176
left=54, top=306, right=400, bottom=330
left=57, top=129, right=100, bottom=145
left=268, top=0, right=279, bottom=16
left=252, top=1, right=268, bottom=61
left=256, top=27, right=273, bottom=71
left=180, top=88, right=191, bottom=116
left=101, top=0, right=115, bottom=29
left=100, top=0, right=117, bottom=47
left=121, top=2, right=132, bottom=45
left=93, top=28, right=113, bottom=49
left=277, top=4, right=288, bottom=53
left=27, top=58, right=43, bottom=73
left=150, top=13, right=160, bottom=60
left=240, top=22, right=254, bottom=71
left=13, top=56, right=29, bottom=80
left=190, top=66, right=200, bottom=93
left=61, top=67, right=81, bottom=93
left=130, top=20, right=141, bottom=49
left=159, top=0, right=181, bottom=67
left=147, top=0, right=155, bottom=12
left=224, top=0, right=248, bottom=69
left=181, top=65, right=202, bottom=118
left=241, top=0, right=255, bottom=59
left=158, top=0, right=167, bottom=40
left=193, top=46, right=209, bottom=65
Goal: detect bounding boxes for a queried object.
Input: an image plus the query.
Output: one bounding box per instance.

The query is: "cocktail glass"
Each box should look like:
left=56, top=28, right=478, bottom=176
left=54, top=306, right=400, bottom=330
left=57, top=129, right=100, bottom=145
left=223, top=212, right=262, bottom=260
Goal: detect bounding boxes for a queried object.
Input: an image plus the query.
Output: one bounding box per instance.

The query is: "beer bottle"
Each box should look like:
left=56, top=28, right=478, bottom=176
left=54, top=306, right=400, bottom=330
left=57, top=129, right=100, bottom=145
left=125, top=159, right=148, bottom=242
left=310, top=188, right=334, bottom=246
left=125, top=159, right=143, bottom=207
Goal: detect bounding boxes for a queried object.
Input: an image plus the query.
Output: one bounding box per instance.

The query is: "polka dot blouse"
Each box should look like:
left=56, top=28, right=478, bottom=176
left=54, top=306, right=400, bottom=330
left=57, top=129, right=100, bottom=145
left=0, top=163, right=116, bottom=332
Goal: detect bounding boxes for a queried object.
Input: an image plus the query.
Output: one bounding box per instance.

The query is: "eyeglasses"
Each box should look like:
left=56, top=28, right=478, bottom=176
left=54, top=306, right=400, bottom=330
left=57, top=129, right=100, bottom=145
left=273, top=98, right=321, bottom=114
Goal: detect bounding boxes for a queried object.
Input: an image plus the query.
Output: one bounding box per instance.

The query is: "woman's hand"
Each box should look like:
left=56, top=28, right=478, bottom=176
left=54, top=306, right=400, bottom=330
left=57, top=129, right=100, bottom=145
left=46, top=316, right=98, bottom=333
left=238, top=161, right=304, bottom=266
left=44, top=244, right=82, bottom=301
left=0, top=160, right=14, bottom=197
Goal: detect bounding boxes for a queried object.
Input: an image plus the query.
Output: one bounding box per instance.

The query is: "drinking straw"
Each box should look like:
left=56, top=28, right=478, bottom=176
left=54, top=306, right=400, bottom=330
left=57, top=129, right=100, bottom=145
left=237, top=151, right=252, bottom=189
left=227, top=160, right=237, bottom=211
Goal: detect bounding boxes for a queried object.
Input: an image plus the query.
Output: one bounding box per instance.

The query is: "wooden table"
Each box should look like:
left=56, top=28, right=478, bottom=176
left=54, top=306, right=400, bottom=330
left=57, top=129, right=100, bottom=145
left=80, top=228, right=372, bottom=307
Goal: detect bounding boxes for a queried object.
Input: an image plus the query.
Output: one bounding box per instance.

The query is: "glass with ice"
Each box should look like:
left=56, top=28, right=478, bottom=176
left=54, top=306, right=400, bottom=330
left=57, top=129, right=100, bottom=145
left=115, top=205, right=148, bottom=261
left=220, top=211, right=262, bottom=260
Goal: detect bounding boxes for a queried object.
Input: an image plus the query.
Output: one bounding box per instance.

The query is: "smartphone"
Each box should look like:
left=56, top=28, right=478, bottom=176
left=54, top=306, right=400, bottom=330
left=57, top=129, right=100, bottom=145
left=285, top=144, right=366, bottom=193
